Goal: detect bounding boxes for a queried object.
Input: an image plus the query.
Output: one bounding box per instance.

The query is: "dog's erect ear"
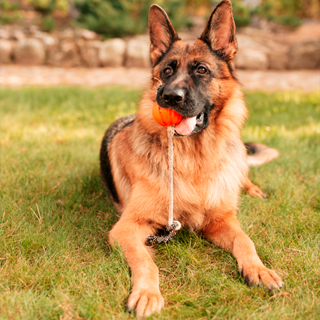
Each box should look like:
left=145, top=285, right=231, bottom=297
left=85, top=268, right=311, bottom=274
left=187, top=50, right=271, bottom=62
left=200, top=0, right=237, bottom=60
left=148, top=4, right=180, bottom=65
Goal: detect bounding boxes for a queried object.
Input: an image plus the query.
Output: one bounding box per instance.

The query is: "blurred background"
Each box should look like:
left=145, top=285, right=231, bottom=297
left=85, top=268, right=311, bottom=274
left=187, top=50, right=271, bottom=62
left=1, top=3, right=319, bottom=318
left=0, top=0, right=319, bottom=90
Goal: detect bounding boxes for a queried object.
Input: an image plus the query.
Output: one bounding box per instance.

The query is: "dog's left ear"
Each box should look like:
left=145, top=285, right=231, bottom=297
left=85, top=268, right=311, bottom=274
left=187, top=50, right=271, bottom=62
left=148, top=4, right=180, bottom=65
left=200, top=0, right=237, bottom=60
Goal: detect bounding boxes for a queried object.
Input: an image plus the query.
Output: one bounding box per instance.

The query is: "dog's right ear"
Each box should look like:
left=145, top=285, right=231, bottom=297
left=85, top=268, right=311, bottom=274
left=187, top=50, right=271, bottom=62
left=148, top=4, right=180, bottom=65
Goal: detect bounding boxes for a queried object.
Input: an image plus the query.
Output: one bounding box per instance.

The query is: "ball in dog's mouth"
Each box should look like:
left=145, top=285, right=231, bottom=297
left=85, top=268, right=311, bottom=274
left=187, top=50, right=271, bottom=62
left=174, top=112, right=204, bottom=136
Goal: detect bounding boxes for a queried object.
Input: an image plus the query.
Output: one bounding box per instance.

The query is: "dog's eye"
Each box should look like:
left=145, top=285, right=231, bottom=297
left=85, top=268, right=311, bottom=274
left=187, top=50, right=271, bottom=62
left=164, top=67, right=173, bottom=76
left=197, top=66, right=207, bottom=74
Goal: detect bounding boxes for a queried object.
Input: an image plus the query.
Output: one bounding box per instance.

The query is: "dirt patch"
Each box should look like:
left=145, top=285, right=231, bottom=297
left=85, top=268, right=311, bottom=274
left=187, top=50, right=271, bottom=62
left=1, top=65, right=319, bottom=92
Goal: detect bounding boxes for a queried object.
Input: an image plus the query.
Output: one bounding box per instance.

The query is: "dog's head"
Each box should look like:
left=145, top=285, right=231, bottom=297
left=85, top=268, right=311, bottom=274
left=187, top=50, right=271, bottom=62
left=149, top=0, right=239, bottom=136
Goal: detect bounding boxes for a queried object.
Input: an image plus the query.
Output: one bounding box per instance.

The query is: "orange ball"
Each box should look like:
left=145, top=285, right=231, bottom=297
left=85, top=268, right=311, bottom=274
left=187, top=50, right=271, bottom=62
left=152, top=102, right=183, bottom=126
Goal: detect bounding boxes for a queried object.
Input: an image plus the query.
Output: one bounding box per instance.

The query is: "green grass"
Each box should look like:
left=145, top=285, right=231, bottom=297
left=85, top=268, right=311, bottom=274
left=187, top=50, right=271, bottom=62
left=1, top=87, right=319, bottom=319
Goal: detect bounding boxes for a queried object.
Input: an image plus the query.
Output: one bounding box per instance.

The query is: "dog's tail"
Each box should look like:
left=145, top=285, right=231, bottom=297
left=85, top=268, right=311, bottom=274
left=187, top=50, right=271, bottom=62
left=245, top=143, right=279, bottom=167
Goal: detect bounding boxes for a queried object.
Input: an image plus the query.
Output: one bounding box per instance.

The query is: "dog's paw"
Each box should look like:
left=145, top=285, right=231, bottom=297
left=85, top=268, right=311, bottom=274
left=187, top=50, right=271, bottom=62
left=240, top=265, right=283, bottom=290
left=127, top=288, right=164, bottom=318
left=245, top=184, right=266, bottom=199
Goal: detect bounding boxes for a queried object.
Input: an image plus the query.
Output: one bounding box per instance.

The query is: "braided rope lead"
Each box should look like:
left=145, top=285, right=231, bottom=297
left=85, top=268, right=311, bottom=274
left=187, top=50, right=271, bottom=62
left=146, top=126, right=181, bottom=245
left=167, top=126, right=175, bottom=226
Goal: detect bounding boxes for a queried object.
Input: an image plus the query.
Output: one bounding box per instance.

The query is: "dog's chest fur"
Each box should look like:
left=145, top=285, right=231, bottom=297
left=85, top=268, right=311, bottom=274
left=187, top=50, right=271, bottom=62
left=171, top=134, right=247, bottom=229
left=110, top=122, right=247, bottom=230
left=108, top=88, right=248, bottom=230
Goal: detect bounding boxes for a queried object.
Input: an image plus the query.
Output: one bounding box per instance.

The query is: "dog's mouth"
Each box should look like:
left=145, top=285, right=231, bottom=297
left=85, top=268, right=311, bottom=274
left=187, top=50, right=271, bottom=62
left=174, top=111, right=205, bottom=136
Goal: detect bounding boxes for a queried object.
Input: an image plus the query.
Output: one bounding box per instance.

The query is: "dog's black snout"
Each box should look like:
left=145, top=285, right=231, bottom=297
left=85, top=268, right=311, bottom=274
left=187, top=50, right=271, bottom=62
left=162, top=89, right=184, bottom=104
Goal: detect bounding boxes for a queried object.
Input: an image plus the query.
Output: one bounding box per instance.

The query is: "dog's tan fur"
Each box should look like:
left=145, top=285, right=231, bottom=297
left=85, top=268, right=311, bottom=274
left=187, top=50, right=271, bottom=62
left=100, top=1, right=282, bottom=317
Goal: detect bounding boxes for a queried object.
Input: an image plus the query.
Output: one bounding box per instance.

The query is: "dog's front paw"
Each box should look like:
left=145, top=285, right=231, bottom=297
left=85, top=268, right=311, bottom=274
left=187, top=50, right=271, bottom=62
left=245, top=184, right=266, bottom=199
left=240, top=264, right=283, bottom=290
left=127, top=288, right=164, bottom=318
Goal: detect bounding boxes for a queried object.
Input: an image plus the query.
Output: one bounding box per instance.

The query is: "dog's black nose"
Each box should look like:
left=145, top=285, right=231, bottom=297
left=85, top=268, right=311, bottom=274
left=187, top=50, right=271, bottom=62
left=162, top=89, right=184, bottom=104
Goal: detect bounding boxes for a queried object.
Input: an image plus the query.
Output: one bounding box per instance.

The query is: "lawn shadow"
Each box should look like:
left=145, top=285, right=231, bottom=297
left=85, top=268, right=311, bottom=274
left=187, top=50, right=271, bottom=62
left=58, top=165, right=119, bottom=256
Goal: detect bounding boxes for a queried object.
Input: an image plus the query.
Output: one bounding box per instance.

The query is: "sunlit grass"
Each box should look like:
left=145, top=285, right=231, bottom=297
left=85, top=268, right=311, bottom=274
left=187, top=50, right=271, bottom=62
left=1, top=88, right=319, bottom=319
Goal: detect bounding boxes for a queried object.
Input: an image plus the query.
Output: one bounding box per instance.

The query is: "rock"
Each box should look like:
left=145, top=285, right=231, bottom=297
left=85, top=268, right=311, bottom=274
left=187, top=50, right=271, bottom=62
left=99, top=38, right=126, bottom=67
left=243, top=0, right=262, bottom=8
left=78, top=40, right=101, bottom=67
left=33, top=31, right=56, bottom=50
left=236, top=32, right=289, bottom=70
left=287, top=41, right=320, bottom=69
left=38, top=34, right=56, bottom=49
left=125, top=38, right=151, bottom=68
left=237, top=34, right=270, bottom=53
left=13, top=38, right=45, bottom=65
left=76, top=29, right=98, bottom=40
left=47, top=39, right=81, bottom=67
left=0, top=29, right=10, bottom=40
left=249, top=16, right=278, bottom=32
left=61, top=29, right=75, bottom=40
left=0, top=40, right=13, bottom=64
left=27, top=25, right=41, bottom=35
left=11, top=29, right=25, bottom=40
left=234, top=48, right=268, bottom=70
left=268, top=52, right=288, bottom=70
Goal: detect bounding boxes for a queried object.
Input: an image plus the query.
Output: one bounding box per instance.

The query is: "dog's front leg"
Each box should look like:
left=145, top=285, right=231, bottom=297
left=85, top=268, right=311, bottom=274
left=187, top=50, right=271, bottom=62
left=202, top=212, right=283, bottom=289
left=109, top=217, right=164, bottom=317
left=243, top=176, right=266, bottom=199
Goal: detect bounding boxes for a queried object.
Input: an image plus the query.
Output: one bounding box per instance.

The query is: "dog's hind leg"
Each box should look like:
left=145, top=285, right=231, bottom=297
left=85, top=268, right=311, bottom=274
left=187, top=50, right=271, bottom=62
left=202, top=212, right=283, bottom=289
left=244, top=143, right=280, bottom=198
left=109, top=215, right=164, bottom=317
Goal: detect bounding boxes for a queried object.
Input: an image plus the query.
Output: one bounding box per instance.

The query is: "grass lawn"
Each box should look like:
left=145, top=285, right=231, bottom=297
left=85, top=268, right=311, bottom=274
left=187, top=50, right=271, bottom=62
left=1, top=87, right=319, bottom=319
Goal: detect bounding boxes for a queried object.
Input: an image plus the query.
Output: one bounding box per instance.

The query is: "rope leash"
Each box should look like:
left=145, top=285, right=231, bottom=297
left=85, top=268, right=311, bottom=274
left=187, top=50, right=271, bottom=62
left=146, top=126, right=181, bottom=245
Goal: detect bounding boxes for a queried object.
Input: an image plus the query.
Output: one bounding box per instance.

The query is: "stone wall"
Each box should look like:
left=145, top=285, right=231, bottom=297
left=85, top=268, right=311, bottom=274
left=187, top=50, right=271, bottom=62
left=0, top=25, right=319, bottom=70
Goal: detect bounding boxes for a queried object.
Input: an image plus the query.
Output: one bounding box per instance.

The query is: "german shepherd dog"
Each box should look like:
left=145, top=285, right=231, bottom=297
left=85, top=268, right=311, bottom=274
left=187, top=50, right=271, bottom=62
left=100, top=0, right=282, bottom=317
